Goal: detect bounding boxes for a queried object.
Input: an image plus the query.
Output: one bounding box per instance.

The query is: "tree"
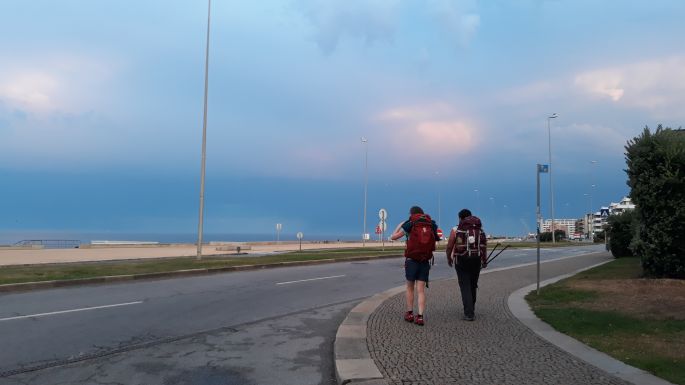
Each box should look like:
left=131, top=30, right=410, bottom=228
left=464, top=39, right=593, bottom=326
left=540, top=229, right=565, bottom=242
left=607, top=210, right=636, bottom=258
left=593, top=230, right=605, bottom=243
left=625, top=125, right=685, bottom=278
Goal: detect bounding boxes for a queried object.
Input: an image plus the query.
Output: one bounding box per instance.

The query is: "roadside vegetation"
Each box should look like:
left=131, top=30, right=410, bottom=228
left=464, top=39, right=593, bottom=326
left=0, top=247, right=404, bottom=285
left=622, top=125, right=685, bottom=278
left=527, top=257, right=685, bottom=384
left=527, top=126, right=685, bottom=383
left=0, top=241, right=593, bottom=285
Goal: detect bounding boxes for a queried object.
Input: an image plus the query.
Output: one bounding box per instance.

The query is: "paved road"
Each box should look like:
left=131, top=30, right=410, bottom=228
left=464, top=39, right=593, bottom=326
left=0, top=244, right=603, bottom=384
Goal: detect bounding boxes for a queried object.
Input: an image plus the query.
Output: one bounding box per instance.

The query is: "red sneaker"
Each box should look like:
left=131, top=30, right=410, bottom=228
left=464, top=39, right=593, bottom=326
left=415, top=314, right=424, bottom=326
left=404, top=311, right=414, bottom=323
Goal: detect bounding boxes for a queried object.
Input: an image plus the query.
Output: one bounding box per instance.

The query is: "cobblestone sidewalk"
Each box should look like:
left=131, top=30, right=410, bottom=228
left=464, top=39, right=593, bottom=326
left=366, top=253, right=631, bottom=385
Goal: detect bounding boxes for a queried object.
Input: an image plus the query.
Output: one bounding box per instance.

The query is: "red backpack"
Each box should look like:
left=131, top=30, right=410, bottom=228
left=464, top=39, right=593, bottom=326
left=455, top=216, right=487, bottom=262
left=405, top=214, right=436, bottom=262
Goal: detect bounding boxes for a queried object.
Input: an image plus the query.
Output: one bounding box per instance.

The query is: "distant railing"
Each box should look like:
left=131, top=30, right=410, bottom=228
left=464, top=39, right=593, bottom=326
left=13, top=240, right=81, bottom=249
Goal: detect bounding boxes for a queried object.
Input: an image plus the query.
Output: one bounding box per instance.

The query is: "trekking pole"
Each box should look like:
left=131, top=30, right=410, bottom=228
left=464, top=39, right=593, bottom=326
left=487, top=243, right=501, bottom=260
left=486, top=245, right=510, bottom=264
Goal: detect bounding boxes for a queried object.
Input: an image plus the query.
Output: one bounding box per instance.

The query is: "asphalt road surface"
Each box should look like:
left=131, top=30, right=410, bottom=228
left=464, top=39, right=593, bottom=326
left=0, top=244, right=604, bottom=385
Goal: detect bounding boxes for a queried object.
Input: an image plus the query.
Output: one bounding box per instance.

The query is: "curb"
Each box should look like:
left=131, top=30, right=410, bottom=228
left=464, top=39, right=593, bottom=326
left=332, top=251, right=617, bottom=385
left=508, top=263, right=677, bottom=385
left=0, top=254, right=402, bottom=294
left=334, top=285, right=403, bottom=385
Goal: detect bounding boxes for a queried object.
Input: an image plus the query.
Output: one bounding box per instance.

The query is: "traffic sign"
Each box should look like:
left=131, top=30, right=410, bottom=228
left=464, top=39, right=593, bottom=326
left=296, top=232, right=304, bottom=240
left=437, top=228, right=443, bottom=239
left=378, top=208, right=387, bottom=221
left=375, top=226, right=381, bottom=234
left=377, top=221, right=387, bottom=232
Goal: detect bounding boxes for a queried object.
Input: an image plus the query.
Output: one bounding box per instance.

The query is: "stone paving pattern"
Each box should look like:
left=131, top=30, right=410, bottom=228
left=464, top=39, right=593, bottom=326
left=367, top=253, right=632, bottom=385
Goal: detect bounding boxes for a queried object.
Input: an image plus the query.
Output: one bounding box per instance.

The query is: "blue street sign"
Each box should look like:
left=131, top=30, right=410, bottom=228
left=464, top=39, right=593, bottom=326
left=538, top=164, right=549, bottom=173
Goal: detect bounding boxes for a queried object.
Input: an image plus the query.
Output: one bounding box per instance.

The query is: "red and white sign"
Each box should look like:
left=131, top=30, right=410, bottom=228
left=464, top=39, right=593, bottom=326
left=437, top=229, right=444, bottom=239
left=375, top=226, right=382, bottom=234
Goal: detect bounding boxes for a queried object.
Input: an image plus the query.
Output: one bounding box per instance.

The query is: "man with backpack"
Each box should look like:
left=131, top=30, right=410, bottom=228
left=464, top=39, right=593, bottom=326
left=390, top=206, right=439, bottom=326
left=445, top=209, right=487, bottom=321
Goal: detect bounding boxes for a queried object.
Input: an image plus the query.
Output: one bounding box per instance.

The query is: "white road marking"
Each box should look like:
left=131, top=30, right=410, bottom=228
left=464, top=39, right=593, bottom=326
left=0, top=301, right=144, bottom=322
left=276, top=275, right=346, bottom=285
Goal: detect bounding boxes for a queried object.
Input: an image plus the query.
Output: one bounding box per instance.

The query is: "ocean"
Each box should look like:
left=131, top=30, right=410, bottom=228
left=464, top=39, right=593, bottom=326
left=0, top=231, right=359, bottom=246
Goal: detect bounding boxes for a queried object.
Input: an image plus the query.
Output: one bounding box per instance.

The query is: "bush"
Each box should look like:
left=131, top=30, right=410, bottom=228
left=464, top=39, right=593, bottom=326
left=625, top=125, right=685, bottom=278
left=608, top=210, right=636, bottom=258
left=593, top=230, right=605, bottom=243
left=540, top=229, right=565, bottom=242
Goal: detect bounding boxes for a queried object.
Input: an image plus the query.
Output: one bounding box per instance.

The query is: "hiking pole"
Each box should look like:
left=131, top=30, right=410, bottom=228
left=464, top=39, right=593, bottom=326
left=487, top=243, right=501, bottom=261
left=486, top=245, right=510, bottom=265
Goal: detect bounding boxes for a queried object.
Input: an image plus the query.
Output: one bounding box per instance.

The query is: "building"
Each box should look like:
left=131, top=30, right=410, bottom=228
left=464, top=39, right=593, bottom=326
left=585, top=197, right=635, bottom=237
left=541, top=219, right=576, bottom=237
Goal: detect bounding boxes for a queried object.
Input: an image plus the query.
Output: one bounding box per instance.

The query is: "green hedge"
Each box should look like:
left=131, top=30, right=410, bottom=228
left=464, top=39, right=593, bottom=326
left=625, top=125, right=685, bottom=278
left=608, top=210, right=635, bottom=258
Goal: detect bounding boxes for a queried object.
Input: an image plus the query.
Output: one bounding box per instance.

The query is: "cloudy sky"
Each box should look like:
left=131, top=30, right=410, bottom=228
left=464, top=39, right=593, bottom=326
left=1, top=0, right=683, bottom=241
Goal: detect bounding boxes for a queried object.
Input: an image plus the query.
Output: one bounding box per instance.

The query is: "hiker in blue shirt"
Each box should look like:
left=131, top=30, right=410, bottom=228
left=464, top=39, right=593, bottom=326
left=391, top=206, right=439, bottom=326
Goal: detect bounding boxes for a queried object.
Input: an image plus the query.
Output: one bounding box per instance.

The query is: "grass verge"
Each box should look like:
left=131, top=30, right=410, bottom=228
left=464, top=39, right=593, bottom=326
left=526, top=257, right=685, bottom=384
left=0, top=247, right=404, bottom=285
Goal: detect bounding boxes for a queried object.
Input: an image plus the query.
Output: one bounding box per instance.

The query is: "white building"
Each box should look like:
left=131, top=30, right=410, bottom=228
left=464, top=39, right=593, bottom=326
left=585, top=197, right=635, bottom=237
left=541, top=219, right=576, bottom=237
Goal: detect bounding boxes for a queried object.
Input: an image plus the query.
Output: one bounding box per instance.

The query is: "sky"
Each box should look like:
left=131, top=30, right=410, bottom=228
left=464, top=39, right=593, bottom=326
left=1, top=0, right=684, bottom=242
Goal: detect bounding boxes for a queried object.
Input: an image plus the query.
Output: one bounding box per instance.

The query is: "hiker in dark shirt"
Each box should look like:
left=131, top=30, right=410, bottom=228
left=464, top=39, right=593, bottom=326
left=445, top=209, right=488, bottom=321
left=391, top=206, right=439, bottom=326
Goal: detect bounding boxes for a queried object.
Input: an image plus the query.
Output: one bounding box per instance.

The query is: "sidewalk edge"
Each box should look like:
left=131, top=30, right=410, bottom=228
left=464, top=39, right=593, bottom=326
left=507, top=262, right=676, bottom=385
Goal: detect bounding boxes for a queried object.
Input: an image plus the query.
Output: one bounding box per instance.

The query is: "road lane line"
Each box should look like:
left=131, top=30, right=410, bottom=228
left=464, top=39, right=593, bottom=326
left=276, top=275, right=346, bottom=285
left=0, top=301, right=143, bottom=322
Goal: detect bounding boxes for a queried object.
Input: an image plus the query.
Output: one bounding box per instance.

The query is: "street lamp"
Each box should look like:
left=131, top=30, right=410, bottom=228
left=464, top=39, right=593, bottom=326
left=584, top=193, right=591, bottom=239
left=361, top=137, right=368, bottom=246
left=435, top=171, right=441, bottom=227
left=590, top=160, right=598, bottom=238
left=196, top=0, right=212, bottom=260
left=547, top=113, right=558, bottom=243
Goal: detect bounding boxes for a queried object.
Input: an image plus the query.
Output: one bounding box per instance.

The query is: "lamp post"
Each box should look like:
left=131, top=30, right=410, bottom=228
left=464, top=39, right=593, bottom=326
left=589, top=160, right=597, bottom=239
left=361, top=137, right=368, bottom=246
left=196, top=0, right=212, bottom=260
left=435, top=171, right=441, bottom=227
left=547, top=113, right=558, bottom=243
left=584, top=193, right=591, bottom=240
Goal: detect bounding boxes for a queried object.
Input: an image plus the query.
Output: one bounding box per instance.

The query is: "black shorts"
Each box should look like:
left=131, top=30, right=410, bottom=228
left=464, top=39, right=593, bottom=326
left=405, top=258, right=430, bottom=282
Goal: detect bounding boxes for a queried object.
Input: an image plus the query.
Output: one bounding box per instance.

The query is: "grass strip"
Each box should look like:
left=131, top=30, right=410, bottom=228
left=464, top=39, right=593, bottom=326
left=526, top=257, right=685, bottom=384
left=0, top=247, right=404, bottom=285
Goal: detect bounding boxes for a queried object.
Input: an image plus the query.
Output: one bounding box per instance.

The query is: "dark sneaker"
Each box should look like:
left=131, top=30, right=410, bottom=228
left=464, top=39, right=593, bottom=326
left=464, top=315, right=475, bottom=321
left=415, top=314, right=424, bottom=326
left=404, top=311, right=414, bottom=323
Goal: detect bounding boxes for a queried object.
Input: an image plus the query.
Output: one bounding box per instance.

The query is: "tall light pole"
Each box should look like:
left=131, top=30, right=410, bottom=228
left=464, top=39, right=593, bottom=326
left=589, top=160, right=598, bottom=239
left=196, top=0, right=212, bottom=260
left=584, top=193, right=591, bottom=239
left=547, top=113, right=558, bottom=243
left=435, top=171, right=441, bottom=227
left=361, top=137, right=368, bottom=246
